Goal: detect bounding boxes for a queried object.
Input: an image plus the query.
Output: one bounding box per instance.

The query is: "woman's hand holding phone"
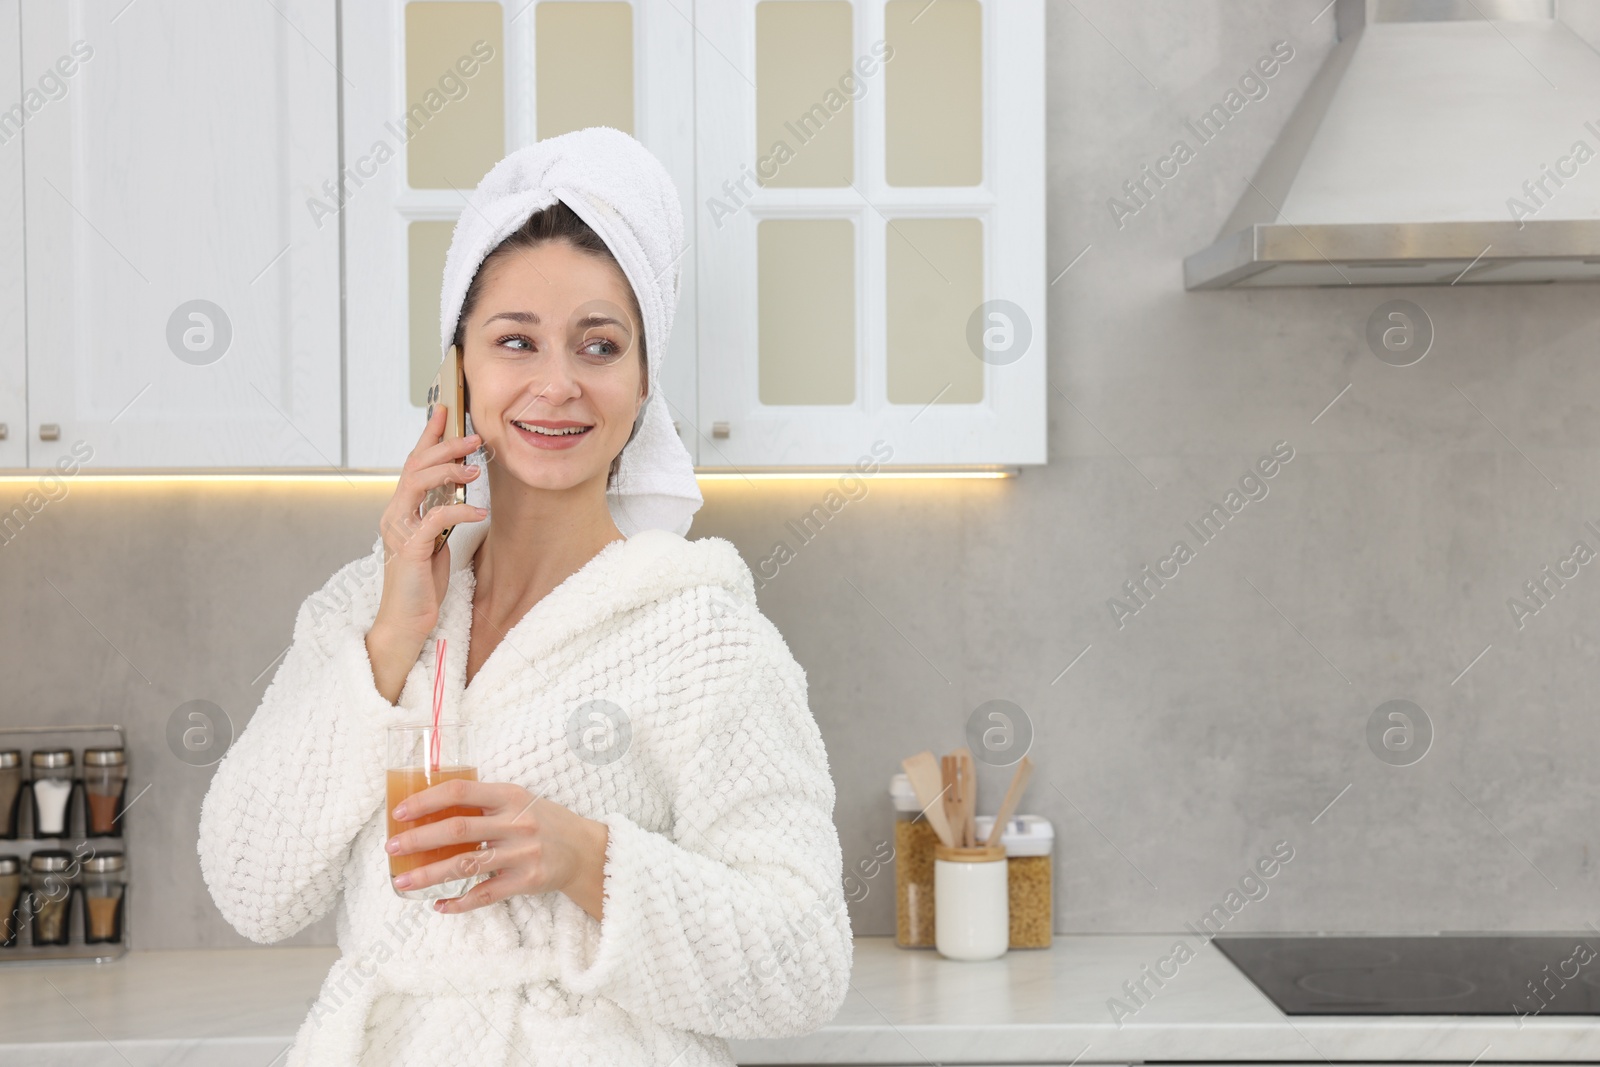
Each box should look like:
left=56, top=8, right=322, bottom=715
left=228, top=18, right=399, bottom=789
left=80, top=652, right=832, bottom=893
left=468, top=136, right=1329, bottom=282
left=365, top=403, right=487, bottom=703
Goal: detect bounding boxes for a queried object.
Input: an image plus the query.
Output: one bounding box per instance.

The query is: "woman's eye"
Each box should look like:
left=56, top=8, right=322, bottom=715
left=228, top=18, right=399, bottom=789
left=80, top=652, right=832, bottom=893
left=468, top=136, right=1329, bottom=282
left=495, top=334, right=532, bottom=351
left=582, top=338, right=621, bottom=359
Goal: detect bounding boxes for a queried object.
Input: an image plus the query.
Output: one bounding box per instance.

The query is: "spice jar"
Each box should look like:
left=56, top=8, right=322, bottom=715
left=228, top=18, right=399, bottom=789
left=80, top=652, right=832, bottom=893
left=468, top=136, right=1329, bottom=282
left=29, top=750, right=76, bottom=838
left=889, top=772, right=937, bottom=948
left=0, top=856, right=19, bottom=948
left=28, top=849, right=76, bottom=946
left=976, top=813, right=1054, bottom=949
left=933, top=842, right=1008, bottom=961
left=83, top=748, right=128, bottom=837
left=81, top=852, right=125, bottom=944
left=0, top=751, right=21, bottom=839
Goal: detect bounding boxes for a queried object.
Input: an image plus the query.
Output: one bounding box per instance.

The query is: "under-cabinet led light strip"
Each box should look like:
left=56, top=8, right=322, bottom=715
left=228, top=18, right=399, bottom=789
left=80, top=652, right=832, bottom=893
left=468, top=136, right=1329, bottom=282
left=0, top=467, right=1019, bottom=484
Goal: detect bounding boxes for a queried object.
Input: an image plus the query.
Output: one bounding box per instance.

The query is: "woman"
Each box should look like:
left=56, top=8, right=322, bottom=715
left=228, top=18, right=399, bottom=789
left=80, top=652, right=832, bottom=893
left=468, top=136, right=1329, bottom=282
left=197, top=127, right=853, bottom=1066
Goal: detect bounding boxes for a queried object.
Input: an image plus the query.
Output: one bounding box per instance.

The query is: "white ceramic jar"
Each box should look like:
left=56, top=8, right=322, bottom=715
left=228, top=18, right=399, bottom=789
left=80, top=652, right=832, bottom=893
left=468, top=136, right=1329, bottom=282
left=933, top=842, right=1008, bottom=960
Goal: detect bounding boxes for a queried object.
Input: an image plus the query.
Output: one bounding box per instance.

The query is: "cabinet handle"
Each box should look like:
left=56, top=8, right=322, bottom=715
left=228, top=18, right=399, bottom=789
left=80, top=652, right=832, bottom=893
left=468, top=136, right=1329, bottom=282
left=38, top=423, right=60, bottom=441
left=0, top=423, right=7, bottom=441
left=711, top=421, right=730, bottom=439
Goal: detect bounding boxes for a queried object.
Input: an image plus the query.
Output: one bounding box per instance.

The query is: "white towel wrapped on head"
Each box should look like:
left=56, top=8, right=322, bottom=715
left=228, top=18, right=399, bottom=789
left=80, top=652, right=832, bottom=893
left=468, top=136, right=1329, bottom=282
left=438, top=125, right=702, bottom=537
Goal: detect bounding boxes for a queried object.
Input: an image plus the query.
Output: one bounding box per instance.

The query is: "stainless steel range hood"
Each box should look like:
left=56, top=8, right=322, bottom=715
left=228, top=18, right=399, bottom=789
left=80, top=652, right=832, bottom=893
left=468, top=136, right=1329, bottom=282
left=1185, top=0, right=1600, bottom=288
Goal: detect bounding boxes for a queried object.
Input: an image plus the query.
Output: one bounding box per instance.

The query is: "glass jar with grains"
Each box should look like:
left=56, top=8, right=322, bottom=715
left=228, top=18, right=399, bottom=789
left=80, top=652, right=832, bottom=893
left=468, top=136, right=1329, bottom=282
left=889, top=772, right=937, bottom=948
left=974, top=813, right=1054, bottom=949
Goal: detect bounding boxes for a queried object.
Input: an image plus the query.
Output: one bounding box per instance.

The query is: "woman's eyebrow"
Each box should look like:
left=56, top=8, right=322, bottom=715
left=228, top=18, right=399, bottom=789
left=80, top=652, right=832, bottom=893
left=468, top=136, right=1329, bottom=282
left=481, top=310, right=540, bottom=327
left=480, top=310, right=628, bottom=329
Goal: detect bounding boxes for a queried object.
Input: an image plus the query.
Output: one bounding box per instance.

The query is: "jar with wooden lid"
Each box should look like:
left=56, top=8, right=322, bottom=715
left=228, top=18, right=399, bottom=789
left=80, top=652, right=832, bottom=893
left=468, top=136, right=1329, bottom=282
left=975, top=813, right=1054, bottom=949
left=889, top=772, right=936, bottom=948
left=83, top=748, right=127, bottom=837
left=933, top=842, right=1008, bottom=961
left=82, top=852, right=125, bottom=944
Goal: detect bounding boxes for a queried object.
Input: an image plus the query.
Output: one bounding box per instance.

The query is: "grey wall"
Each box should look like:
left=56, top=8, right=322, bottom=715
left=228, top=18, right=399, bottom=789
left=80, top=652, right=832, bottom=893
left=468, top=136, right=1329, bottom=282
left=5, top=0, right=1600, bottom=951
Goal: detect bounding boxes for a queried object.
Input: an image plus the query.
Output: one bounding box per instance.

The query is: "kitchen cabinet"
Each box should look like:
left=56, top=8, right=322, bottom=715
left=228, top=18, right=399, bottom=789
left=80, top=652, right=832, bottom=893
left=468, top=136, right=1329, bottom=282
left=345, top=0, right=1046, bottom=471
left=693, top=0, right=1046, bottom=467
left=341, top=0, right=700, bottom=469
left=4, top=0, right=1046, bottom=474
left=0, top=0, right=24, bottom=469
left=18, top=0, right=342, bottom=469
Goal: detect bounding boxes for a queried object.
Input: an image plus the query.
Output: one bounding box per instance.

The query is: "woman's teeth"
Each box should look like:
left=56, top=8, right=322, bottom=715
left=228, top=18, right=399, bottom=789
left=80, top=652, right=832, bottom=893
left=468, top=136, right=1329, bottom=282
left=513, top=421, right=589, bottom=436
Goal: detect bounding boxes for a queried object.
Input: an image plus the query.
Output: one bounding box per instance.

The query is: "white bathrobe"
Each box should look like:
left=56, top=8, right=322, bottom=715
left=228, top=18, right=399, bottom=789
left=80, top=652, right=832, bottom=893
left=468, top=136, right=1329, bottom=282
left=196, top=518, right=853, bottom=1066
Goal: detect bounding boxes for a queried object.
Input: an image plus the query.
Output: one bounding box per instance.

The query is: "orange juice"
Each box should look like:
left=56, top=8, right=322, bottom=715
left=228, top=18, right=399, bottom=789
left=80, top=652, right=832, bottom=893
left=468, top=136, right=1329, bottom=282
left=386, top=765, right=483, bottom=880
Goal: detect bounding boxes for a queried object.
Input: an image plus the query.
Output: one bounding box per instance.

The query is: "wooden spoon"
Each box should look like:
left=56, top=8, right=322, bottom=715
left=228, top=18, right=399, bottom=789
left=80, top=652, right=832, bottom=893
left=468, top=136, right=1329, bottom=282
left=984, top=754, right=1034, bottom=848
left=901, top=751, right=957, bottom=848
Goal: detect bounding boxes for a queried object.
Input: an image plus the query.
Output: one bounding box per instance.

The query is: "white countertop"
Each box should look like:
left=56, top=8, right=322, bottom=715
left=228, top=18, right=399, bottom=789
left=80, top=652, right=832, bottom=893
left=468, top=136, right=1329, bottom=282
left=1, top=935, right=1597, bottom=1065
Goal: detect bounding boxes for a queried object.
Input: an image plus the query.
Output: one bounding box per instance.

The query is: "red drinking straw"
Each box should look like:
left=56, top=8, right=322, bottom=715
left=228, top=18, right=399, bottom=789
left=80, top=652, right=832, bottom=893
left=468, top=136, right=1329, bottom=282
left=430, top=637, right=447, bottom=775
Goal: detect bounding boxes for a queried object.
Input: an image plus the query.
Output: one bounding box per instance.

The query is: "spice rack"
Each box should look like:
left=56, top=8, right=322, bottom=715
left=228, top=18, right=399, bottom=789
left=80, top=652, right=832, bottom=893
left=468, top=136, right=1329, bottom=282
left=0, top=724, right=130, bottom=965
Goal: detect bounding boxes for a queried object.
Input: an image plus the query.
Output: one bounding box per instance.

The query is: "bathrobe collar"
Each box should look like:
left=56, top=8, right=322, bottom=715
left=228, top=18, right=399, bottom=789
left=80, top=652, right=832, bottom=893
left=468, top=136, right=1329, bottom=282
left=401, top=515, right=754, bottom=711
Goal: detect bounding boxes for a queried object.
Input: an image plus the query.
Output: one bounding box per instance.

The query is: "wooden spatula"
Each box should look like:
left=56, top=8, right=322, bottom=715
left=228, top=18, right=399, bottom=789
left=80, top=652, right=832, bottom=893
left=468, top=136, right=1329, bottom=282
left=941, top=754, right=959, bottom=846
left=984, top=754, right=1034, bottom=848
left=956, top=747, right=977, bottom=849
left=901, top=750, right=957, bottom=848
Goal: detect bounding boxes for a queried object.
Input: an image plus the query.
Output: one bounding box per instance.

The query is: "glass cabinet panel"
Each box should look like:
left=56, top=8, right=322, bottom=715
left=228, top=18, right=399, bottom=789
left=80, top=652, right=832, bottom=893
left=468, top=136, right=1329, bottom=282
left=537, top=2, right=634, bottom=137
left=755, top=0, right=854, bottom=187
left=405, top=1, right=506, bottom=189
left=885, top=0, right=982, bottom=186
left=758, top=218, right=856, bottom=404
left=886, top=217, right=983, bottom=404
left=408, top=220, right=456, bottom=405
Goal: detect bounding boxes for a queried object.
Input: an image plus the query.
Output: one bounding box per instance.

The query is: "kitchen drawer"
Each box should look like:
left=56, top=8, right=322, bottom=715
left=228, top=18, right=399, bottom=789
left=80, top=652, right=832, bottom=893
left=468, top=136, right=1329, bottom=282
left=2, top=1043, right=289, bottom=1067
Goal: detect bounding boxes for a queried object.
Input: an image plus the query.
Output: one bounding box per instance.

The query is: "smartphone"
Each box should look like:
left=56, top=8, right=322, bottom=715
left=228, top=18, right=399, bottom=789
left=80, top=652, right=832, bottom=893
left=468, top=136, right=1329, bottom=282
left=420, top=344, right=468, bottom=553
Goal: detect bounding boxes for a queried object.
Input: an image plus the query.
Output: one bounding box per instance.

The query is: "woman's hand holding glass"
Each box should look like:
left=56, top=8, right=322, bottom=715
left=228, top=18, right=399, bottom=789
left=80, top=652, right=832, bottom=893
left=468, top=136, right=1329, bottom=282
left=386, top=778, right=610, bottom=918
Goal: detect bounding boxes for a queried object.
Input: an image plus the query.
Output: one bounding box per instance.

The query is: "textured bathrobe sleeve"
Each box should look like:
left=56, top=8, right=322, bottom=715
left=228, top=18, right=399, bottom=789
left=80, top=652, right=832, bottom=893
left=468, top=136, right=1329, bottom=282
left=550, top=595, right=854, bottom=1039
left=197, top=541, right=418, bottom=944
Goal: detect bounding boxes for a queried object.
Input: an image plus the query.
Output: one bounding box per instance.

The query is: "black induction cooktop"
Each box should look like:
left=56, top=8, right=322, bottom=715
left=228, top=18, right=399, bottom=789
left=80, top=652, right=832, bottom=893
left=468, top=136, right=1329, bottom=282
left=1212, top=934, right=1600, bottom=1015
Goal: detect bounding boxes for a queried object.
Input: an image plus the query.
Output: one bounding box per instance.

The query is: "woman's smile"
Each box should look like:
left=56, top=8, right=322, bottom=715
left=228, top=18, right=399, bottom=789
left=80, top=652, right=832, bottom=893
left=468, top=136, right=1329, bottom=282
left=511, top=418, right=594, bottom=450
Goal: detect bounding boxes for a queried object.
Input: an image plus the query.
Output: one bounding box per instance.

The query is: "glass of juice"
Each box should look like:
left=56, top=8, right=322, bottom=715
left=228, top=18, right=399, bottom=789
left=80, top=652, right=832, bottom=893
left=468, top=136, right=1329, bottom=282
left=386, top=722, right=490, bottom=901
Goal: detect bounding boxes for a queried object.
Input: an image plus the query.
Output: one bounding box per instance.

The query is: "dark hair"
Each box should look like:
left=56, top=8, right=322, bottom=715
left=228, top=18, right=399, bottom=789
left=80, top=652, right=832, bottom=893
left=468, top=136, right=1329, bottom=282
left=452, top=199, right=647, bottom=489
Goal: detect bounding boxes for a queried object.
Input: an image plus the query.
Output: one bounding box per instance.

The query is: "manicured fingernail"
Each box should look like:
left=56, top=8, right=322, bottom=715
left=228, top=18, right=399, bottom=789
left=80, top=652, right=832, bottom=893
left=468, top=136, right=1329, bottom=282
left=433, top=900, right=445, bottom=912
left=393, top=805, right=408, bottom=820
left=385, top=838, right=400, bottom=853
left=393, top=875, right=411, bottom=889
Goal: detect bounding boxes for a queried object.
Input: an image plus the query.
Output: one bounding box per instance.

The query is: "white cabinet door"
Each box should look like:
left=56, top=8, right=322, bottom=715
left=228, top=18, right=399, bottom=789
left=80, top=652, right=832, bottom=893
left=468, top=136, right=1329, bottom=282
left=21, top=0, right=342, bottom=469
left=343, top=0, right=698, bottom=469
left=695, top=0, right=1046, bottom=467
left=0, top=0, right=25, bottom=469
